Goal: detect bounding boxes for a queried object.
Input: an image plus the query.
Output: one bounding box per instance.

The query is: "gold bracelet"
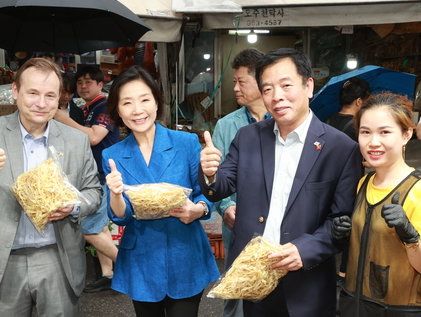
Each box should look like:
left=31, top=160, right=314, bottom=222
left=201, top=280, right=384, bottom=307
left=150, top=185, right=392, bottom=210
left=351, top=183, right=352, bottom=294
left=403, top=240, right=420, bottom=251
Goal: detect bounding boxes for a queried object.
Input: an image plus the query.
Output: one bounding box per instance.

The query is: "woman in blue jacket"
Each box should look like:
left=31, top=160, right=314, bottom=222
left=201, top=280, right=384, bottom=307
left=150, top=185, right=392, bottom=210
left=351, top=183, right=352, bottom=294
left=102, top=65, right=219, bottom=317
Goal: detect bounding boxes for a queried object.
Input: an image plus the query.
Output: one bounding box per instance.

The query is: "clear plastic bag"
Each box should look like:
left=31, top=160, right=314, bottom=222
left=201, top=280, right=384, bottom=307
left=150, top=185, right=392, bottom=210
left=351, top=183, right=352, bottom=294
left=124, top=182, right=192, bottom=220
left=11, top=146, right=86, bottom=232
left=207, top=236, right=288, bottom=301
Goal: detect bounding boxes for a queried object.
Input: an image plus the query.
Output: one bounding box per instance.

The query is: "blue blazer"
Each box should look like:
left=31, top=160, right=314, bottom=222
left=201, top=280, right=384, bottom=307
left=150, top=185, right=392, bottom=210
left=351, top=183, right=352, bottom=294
left=102, top=124, right=219, bottom=302
left=200, top=115, right=362, bottom=316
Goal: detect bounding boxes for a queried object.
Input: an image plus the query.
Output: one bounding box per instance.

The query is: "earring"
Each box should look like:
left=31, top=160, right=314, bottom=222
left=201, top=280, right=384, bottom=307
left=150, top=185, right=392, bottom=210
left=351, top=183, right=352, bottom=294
left=403, top=145, right=406, bottom=160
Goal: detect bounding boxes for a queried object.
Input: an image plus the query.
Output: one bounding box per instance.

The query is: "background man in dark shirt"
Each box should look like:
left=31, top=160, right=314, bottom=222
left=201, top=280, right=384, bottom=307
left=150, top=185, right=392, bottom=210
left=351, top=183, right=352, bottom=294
left=326, top=77, right=370, bottom=141
left=55, top=65, right=119, bottom=292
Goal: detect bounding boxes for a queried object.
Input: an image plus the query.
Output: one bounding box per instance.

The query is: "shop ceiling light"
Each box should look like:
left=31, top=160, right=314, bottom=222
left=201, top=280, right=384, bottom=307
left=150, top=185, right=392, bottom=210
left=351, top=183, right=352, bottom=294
left=346, top=54, right=358, bottom=70
left=254, top=29, right=270, bottom=34
left=203, top=53, right=211, bottom=60
left=228, top=29, right=251, bottom=35
left=247, top=33, right=258, bottom=44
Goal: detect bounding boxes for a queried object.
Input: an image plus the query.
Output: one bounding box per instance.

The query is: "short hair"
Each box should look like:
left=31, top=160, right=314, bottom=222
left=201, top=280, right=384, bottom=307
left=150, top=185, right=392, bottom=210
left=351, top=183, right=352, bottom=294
left=231, top=49, right=264, bottom=75
left=14, top=57, right=63, bottom=92
left=354, top=92, right=415, bottom=132
left=340, top=77, right=370, bottom=106
left=255, top=48, right=312, bottom=91
left=75, top=65, right=104, bottom=83
left=108, top=65, right=163, bottom=128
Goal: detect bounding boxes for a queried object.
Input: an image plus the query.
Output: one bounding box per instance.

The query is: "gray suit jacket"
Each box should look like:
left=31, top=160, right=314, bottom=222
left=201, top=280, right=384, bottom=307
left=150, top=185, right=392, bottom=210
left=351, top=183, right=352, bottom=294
left=0, top=112, right=101, bottom=297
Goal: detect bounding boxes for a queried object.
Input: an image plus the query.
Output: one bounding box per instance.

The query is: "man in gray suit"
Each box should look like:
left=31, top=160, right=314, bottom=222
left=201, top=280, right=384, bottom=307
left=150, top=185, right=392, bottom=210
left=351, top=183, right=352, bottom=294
left=0, top=58, right=101, bottom=316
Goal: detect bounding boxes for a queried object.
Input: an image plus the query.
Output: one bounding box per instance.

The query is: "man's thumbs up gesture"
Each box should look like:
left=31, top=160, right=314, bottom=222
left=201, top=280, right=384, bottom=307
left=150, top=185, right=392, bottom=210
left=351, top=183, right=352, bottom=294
left=200, top=131, right=222, bottom=178
left=106, top=159, right=124, bottom=195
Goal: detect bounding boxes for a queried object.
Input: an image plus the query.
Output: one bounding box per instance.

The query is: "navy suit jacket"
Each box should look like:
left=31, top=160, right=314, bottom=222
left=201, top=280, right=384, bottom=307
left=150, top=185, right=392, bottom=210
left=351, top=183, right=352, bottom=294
left=200, top=115, right=362, bottom=317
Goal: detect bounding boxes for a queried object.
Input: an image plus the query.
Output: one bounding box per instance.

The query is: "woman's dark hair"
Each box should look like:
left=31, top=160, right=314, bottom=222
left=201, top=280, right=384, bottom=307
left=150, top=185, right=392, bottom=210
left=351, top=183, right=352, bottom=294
left=107, top=65, right=163, bottom=128
left=340, top=77, right=370, bottom=106
left=255, top=48, right=312, bottom=91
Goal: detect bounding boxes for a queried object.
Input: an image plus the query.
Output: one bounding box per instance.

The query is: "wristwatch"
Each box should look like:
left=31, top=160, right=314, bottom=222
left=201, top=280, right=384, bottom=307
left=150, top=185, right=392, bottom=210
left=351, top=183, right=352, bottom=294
left=198, top=201, right=209, bottom=217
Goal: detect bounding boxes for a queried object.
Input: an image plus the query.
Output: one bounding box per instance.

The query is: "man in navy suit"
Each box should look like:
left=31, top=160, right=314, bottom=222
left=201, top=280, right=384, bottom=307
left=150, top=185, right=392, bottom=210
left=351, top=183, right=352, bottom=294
left=200, top=48, right=362, bottom=317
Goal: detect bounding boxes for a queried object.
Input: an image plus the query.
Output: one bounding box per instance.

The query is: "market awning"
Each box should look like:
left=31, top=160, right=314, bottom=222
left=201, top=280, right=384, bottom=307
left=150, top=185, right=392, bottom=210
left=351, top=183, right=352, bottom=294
left=118, top=0, right=183, bottom=42
left=197, top=1, right=421, bottom=28
left=120, top=0, right=179, bottom=17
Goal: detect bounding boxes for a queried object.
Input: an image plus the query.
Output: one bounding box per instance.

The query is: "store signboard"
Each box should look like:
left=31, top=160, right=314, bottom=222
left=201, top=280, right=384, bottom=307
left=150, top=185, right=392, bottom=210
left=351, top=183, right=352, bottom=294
left=204, top=3, right=421, bottom=29
left=237, top=0, right=405, bottom=5
left=239, top=7, right=285, bottom=28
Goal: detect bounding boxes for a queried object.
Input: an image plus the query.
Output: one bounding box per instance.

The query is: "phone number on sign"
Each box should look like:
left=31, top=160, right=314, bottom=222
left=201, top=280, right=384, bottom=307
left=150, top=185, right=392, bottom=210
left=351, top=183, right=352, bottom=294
left=245, top=19, right=283, bottom=27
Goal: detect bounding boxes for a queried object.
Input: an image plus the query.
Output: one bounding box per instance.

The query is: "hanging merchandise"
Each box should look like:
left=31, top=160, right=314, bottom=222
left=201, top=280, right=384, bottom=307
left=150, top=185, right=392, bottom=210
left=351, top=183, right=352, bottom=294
left=143, top=42, right=157, bottom=78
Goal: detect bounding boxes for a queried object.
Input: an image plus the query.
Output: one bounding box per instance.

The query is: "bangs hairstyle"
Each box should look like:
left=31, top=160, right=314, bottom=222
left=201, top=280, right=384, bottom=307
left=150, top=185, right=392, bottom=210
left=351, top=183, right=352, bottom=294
left=107, top=65, right=163, bottom=128
left=255, top=48, right=312, bottom=92
left=355, top=92, right=415, bottom=132
left=14, top=57, right=63, bottom=92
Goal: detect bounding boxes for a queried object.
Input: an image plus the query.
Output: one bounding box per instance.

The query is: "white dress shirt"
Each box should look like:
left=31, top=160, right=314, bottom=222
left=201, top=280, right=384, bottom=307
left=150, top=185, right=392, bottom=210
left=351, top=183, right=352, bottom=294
left=263, top=111, right=313, bottom=244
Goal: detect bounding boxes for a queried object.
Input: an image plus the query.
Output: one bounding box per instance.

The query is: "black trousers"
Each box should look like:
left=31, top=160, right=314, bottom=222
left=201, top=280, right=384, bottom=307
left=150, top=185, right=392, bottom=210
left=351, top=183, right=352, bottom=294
left=132, top=291, right=203, bottom=317
left=243, top=284, right=290, bottom=317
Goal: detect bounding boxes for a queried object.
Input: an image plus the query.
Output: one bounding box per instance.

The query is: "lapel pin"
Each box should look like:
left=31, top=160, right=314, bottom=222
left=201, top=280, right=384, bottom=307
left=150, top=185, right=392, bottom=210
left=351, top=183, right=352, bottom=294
left=314, top=141, right=322, bottom=151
